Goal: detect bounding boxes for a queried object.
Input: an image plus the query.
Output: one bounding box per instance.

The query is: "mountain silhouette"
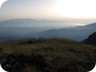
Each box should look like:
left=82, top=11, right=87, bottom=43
left=83, top=32, right=96, bottom=46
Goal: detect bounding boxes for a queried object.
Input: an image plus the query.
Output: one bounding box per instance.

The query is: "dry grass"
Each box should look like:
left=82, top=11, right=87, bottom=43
left=0, top=38, right=96, bottom=72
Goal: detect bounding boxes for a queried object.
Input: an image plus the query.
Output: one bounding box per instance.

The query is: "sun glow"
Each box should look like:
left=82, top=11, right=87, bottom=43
left=53, top=0, right=96, bottom=19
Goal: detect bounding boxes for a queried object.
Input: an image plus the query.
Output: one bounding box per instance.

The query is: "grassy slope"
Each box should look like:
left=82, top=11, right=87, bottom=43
left=0, top=38, right=96, bottom=72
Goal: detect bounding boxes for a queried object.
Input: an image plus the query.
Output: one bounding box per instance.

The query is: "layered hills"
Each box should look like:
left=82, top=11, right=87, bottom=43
left=0, top=19, right=96, bottom=41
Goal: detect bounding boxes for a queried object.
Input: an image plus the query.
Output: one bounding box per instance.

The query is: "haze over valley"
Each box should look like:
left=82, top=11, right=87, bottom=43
left=0, top=0, right=96, bottom=41
left=0, top=18, right=96, bottom=41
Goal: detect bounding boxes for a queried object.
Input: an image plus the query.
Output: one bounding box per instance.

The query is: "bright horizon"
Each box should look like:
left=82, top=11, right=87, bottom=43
left=0, top=0, right=96, bottom=27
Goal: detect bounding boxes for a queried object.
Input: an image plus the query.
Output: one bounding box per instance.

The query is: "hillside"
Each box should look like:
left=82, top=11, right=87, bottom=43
left=0, top=38, right=96, bottom=72
left=83, top=32, right=96, bottom=46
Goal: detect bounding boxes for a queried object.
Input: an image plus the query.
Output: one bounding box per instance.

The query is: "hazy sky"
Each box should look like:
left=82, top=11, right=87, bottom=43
left=0, top=0, right=96, bottom=26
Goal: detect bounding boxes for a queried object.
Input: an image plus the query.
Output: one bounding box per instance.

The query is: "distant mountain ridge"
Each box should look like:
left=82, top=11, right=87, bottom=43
left=0, top=19, right=42, bottom=27
left=0, top=19, right=96, bottom=41
left=25, top=23, right=96, bottom=41
left=0, top=19, right=67, bottom=28
left=74, top=23, right=96, bottom=30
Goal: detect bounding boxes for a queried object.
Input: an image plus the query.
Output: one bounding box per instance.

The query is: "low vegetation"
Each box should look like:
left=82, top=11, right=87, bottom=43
left=0, top=38, right=96, bottom=72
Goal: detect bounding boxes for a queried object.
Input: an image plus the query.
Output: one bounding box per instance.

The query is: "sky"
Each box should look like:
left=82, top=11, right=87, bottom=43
left=0, top=0, right=96, bottom=26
